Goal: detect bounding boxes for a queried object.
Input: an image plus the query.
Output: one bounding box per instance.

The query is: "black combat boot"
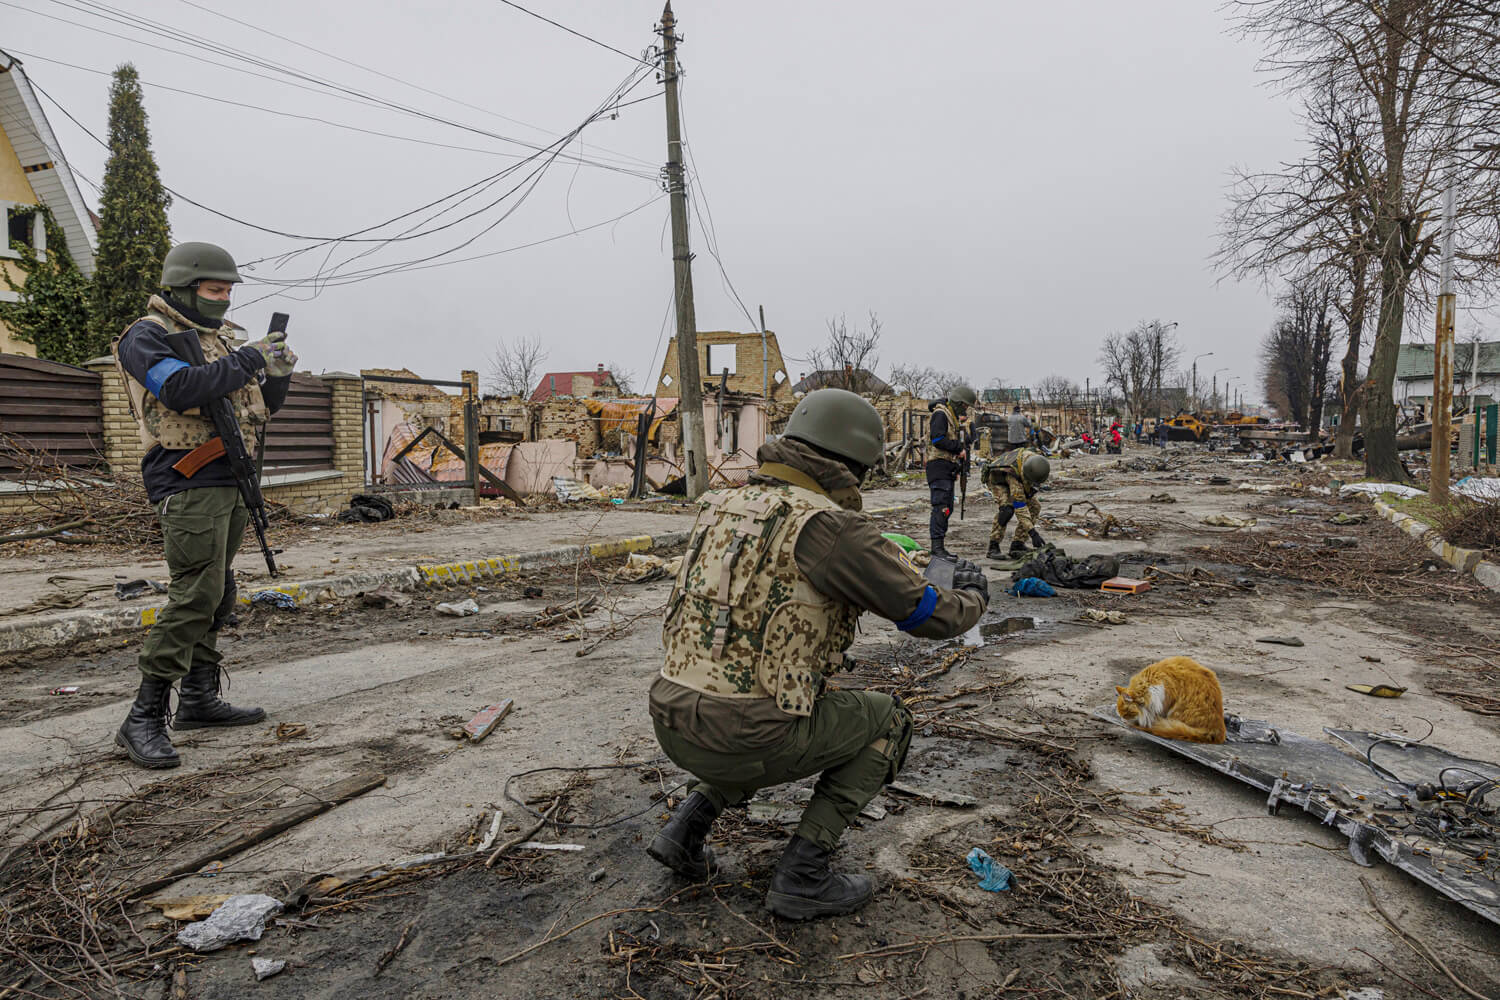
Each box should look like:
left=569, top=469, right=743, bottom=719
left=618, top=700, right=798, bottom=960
left=766, top=834, right=873, bottom=920
left=173, top=664, right=266, bottom=730
left=647, top=791, right=720, bottom=880
left=1008, top=539, right=1030, bottom=559
left=930, top=540, right=953, bottom=560
left=986, top=539, right=1004, bottom=560
left=116, top=677, right=180, bottom=769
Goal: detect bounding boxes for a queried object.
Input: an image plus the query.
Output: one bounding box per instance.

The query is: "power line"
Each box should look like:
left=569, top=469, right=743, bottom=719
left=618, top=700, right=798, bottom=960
left=29, top=65, right=653, bottom=253
left=11, top=0, right=659, bottom=174
left=168, top=0, right=658, bottom=169
left=9, top=48, right=661, bottom=178
left=234, top=194, right=668, bottom=306
left=494, top=0, right=657, bottom=69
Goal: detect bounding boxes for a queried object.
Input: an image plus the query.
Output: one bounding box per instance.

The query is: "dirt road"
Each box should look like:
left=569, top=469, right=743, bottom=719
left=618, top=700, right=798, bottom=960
left=2, top=448, right=1497, bottom=999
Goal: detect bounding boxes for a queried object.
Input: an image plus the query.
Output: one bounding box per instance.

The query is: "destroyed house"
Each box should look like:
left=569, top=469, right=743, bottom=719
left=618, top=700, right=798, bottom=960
left=530, top=366, right=621, bottom=402
left=1396, top=341, right=1500, bottom=410
left=657, top=330, right=791, bottom=398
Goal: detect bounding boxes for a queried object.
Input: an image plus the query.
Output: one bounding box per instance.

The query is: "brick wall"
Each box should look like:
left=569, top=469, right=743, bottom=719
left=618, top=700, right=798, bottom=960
left=657, top=331, right=792, bottom=399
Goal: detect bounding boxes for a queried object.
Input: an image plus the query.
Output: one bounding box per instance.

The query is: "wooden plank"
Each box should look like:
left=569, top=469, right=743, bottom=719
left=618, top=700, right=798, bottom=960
left=0, top=402, right=103, bottom=418
left=0, top=381, right=102, bottom=400
left=0, top=366, right=100, bottom=384
left=126, top=771, right=387, bottom=899
left=0, top=355, right=99, bottom=377
left=0, top=419, right=103, bottom=435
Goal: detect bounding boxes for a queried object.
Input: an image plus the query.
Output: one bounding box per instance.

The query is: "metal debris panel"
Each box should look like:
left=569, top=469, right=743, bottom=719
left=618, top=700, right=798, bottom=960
left=1093, top=707, right=1500, bottom=928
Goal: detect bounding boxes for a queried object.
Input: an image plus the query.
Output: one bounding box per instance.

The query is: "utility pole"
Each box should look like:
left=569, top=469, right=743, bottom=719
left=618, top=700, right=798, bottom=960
left=1432, top=170, right=1457, bottom=501
left=661, top=2, right=708, bottom=498
left=759, top=304, right=768, bottom=400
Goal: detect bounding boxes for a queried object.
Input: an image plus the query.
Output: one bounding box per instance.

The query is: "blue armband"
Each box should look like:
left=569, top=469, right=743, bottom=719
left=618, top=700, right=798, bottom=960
left=144, top=357, right=189, bottom=398
left=1012, top=500, right=1028, bottom=510
left=896, top=585, right=938, bottom=632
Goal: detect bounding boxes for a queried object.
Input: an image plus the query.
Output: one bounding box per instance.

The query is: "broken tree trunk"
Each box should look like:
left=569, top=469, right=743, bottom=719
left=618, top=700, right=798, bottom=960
left=127, top=771, right=386, bottom=898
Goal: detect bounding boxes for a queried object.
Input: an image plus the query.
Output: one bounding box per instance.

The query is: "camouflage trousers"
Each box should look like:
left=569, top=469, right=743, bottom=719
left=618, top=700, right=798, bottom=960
left=653, top=690, right=913, bottom=852
left=990, top=476, right=1040, bottom=542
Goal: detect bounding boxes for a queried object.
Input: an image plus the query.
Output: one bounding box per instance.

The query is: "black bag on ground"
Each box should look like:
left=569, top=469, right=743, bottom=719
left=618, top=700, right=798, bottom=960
left=338, top=494, right=396, bottom=523
left=1011, top=547, right=1119, bottom=589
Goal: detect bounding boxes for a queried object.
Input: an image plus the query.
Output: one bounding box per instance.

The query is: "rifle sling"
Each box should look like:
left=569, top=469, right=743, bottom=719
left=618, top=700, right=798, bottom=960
left=171, top=437, right=227, bottom=479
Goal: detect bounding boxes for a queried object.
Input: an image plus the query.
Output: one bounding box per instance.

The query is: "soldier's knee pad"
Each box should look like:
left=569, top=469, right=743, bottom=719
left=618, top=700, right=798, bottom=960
left=865, top=700, right=914, bottom=783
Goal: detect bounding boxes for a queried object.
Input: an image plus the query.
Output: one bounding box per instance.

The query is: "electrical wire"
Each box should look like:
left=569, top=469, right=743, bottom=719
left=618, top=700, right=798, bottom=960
left=29, top=64, right=652, bottom=259
left=9, top=48, right=661, bottom=178
left=168, top=0, right=660, bottom=169
left=494, top=0, right=658, bottom=69
left=13, top=0, right=660, bottom=175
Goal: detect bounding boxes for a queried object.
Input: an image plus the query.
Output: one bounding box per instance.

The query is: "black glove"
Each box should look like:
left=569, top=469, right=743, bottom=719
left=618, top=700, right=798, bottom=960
left=952, top=559, right=990, bottom=606
left=1029, top=529, right=1045, bottom=548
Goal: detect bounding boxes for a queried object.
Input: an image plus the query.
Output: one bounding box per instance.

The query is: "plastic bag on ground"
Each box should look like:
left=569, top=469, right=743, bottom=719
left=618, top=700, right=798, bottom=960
left=176, top=894, right=282, bottom=952
left=436, top=598, right=479, bottom=617
left=1454, top=477, right=1500, bottom=502
left=1007, top=577, right=1055, bottom=598
left=1339, top=482, right=1425, bottom=500
left=1202, top=515, right=1257, bottom=528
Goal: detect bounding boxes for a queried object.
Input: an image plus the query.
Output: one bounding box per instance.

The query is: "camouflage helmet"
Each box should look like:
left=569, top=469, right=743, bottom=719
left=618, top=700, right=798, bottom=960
left=784, top=388, right=885, bottom=469
left=1022, top=453, right=1051, bottom=485
left=947, top=383, right=978, bottom=408
left=161, top=242, right=242, bottom=287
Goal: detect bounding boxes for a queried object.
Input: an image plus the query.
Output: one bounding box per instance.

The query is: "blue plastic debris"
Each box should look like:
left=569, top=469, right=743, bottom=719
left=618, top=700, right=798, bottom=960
left=1007, top=577, right=1055, bottom=598
left=965, top=847, right=1013, bottom=891
left=250, top=590, right=297, bottom=609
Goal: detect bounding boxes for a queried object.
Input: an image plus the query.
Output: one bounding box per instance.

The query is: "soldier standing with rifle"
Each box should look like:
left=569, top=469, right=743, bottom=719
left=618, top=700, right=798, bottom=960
left=925, top=384, right=976, bottom=558
left=111, top=243, right=297, bottom=769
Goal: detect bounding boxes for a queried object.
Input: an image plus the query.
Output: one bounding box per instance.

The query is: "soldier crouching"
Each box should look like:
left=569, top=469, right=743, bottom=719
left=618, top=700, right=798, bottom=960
left=647, top=389, right=990, bottom=919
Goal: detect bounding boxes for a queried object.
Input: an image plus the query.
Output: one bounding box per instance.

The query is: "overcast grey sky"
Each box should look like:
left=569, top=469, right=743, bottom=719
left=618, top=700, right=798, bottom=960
left=9, top=0, right=1307, bottom=403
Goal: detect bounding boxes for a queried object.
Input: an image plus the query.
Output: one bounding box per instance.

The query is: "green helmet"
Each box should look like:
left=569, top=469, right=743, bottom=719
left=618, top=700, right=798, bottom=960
left=947, top=384, right=978, bottom=408
left=161, top=242, right=242, bottom=287
left=784, top=388, right=885, bottom=468
left=1022, top=453, right=1051, bottom=485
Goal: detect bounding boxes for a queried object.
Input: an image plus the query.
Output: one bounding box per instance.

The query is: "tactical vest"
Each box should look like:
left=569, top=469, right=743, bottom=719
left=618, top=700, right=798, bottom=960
left=111, top=295, right=268, bottom=452
left=660, top=480, right=861, bottom=717
left=932, top=403, right=960, bottom=447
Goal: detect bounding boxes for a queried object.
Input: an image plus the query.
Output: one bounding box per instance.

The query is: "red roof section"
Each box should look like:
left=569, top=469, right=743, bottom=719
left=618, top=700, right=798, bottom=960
left=530, top=369, right=616, bottom=402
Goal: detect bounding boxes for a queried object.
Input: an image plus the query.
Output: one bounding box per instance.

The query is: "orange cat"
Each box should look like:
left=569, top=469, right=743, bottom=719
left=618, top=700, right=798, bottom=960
left=1114, top=656, right=1226, bottom=744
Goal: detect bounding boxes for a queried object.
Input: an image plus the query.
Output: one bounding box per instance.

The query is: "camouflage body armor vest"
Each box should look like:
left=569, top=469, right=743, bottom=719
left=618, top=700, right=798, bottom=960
left=660, top=481, right=860, bottom=717
left=111, top=295, right=268, bottom=452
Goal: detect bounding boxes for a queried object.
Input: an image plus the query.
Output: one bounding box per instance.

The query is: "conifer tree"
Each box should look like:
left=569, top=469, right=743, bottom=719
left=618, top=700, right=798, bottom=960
left=90, top=63, right=170, bottom=356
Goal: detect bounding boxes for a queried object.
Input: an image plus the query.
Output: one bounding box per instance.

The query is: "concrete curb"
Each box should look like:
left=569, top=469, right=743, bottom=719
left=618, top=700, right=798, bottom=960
left=0, top=530, right=692, bottom=655
left=1372, top=499, right=1499, bottom=591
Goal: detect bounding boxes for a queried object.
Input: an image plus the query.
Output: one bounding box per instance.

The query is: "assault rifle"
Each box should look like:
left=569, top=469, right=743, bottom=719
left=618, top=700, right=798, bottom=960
left=958, top=424, right=970, bottom=520
left=165, top=311, right=288, bottom=577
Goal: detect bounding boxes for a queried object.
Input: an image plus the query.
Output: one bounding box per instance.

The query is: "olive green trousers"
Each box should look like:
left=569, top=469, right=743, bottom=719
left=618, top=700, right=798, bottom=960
left=138, top=486, right=247, bottom=682
left=653, top=690, right=913, bottom=851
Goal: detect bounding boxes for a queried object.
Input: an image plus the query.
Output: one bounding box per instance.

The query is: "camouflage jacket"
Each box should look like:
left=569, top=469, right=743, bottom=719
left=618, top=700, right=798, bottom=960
left=660, top=479, right=860, bottom=717
left=111, top=295, right=268, bottom=452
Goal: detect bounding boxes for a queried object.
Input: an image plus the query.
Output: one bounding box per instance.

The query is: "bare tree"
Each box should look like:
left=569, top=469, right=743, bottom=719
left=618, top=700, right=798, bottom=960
left=1099, top=321, right=1180, bottom=421
left=1260, top=278, right=1337, bottom=429
left=1225, top=0, right=1500, bottom=479
left=1033, top=375, right=1080, bottom=405
left=486, top=334, right=549, bottom=398
left=809, top=311, right=883, bottom=392
left=889, top=364, right=935, bottom=397
left=603, top=360, right=638, bottom=395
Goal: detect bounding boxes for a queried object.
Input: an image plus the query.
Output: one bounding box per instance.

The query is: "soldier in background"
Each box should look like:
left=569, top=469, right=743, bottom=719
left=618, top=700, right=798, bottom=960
left=111, top=243, right=296, bottom=769
left=925, top=384, right=976, bottom=558
left=648, top=389, right=989, bottom=919
left=986, top=447, right=1051, bottom=560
